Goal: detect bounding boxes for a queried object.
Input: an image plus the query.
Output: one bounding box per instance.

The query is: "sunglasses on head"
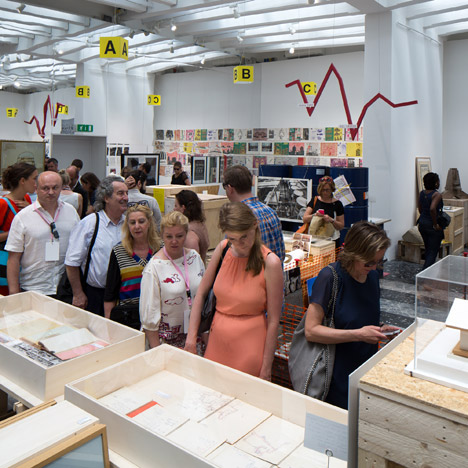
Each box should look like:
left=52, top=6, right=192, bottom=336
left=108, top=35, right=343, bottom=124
left=319, top=176, right=333, bottom=182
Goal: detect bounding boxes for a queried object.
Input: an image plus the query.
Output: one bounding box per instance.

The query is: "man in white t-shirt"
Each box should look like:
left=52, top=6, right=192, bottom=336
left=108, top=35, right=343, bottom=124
left=6, top=171, right=80, bottom=296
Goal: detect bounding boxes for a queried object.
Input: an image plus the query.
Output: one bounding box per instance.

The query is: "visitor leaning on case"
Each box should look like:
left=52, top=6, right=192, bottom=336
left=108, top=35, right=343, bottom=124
left=185, top=202, right=284, bottom=381
left=140, top=211, right=205, bottom=349
left=303, top=221, right=399, bottom=409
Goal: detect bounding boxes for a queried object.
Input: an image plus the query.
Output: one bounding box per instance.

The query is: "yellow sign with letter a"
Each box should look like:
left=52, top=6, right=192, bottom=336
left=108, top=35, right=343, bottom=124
left=6, top=108, right=18, bottom=118
left=302, top=82, right=317, bottom=95
left=147, top=95, right=161, bottom=106
left=233, top=66, right=254, bottom=84
left=76, top=86, right=90, bottom=98
left=100, top=37, right=129, bottom=60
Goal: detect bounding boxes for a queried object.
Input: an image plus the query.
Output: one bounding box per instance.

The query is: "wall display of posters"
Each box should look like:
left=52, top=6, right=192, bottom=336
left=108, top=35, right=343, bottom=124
left=261, top=142, right=273, bottom=153
left=305, top=143, right=320, bottom=156
left=221, top=142, right=234, bottom=154
left=256, top=177, right=311, bottom=222
left=233, top=142, right=247, bottom=155
left=309, top=128, right=325, bottom=141
left=325, top=127, right=335, bottom=141
left=232, top=156, right=247, bottom=167
left=321, top=142, right=337, bottom=157
left=330, top=158, right=347, bottom=168
left=0, top=140, right=45, bottom=174
left=186, top=130, right=195, bottom=141
left=346, top=142, right=362, bottom=157
left=155, top=129, right=164, bottom=140
left=207, top=156, right=221, bottom=183
left=223, top=129, right=234, bottom=141
left=124, top=154, right=160, bottom=185
left=337, top=142, right=347, bottom=157
left=253, top=156, right=267, bottom=168
left=274, top=142, right=289, bottom=156
left=207, top=129, right=218, bottom=141
left=416, top=157, right=432, bottom=195
left=165, top=130, right=175, bottom=141
left=191, top=156, right=207, bottom=184
left=289, top=128, right=302, bottom=141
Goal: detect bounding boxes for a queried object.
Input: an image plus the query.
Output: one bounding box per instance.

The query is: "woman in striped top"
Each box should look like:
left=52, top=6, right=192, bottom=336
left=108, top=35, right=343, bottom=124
left=103, top=204, right=160, bottom=329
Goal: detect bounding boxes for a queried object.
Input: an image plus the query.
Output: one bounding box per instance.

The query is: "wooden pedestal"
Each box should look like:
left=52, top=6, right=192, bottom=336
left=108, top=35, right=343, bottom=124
left=358, top=321, right=468, bottom=467
left=397, top=240, right=452, bottom=264
left=443, top=198, right=468, bottom=247
left=444, top=206, right=464, bottom=254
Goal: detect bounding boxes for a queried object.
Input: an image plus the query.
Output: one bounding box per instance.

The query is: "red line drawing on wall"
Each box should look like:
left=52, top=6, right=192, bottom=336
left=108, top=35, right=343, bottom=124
left=285, top=63, right=418, bottom=140
left=24, top=95, right=65, bottom=139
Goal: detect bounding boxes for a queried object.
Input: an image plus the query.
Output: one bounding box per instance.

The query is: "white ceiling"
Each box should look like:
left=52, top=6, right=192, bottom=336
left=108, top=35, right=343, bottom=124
left=1, top=0, right=468, bottom=92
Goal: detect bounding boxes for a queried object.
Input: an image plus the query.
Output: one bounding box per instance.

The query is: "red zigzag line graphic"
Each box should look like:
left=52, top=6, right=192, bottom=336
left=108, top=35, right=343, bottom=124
left=24, top=95, right=64, bottom=139
left=285, top=63, right=418, bottom=141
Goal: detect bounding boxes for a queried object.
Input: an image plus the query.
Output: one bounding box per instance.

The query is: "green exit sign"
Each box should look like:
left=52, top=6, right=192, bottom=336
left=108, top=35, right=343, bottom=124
left=77, top=124, right=94, bottom=132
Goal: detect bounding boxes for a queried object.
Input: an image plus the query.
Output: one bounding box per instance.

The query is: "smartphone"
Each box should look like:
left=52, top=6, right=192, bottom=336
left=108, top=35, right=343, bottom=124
left=382, top=329, right=400, bottom=336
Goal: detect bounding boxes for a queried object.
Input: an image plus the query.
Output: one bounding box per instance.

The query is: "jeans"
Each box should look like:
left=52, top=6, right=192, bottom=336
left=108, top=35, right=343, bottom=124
left=418, top=223, right=444, bottom=270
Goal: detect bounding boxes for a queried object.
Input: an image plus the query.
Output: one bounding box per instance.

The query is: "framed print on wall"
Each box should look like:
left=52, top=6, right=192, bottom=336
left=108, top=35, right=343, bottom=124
left=124, top=154, right=160, bottom=185
left=0, top=140, right=45, bottom=175
left=415, top=157, right=432, bottom=195
left=191, top=156, right=207, bottom=184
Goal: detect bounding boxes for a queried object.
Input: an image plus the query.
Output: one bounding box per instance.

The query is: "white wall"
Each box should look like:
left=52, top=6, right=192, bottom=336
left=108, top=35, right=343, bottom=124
left=0, top=91, right=34, bottom=141
left=443, top=38, right=468, bottom=190
left=364, top=11, right=443, bottom=258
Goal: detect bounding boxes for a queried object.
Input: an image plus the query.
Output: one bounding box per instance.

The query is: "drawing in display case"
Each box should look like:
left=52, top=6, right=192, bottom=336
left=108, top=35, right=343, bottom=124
left=191, top=156, right=207, bottom=184
left=405, top=255, right=468, bottom=393
left=0, top=291, right=145, bottom=402
left=124, top=154, right=160, bottom=185
left=1, top=400, right=110, bottom=468
left=65, top=344, right=347, bottom=468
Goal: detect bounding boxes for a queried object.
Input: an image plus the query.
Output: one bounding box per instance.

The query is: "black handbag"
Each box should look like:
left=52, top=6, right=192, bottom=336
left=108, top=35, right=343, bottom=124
left=198, top=242, right=230, bottom=334
left=288, top=264, right=340, bottom=401
left=110, top=303, right=141, bottom=330
left=56, top=213, right=99, bottom=303
left=437, top=211, right=451, bottom=229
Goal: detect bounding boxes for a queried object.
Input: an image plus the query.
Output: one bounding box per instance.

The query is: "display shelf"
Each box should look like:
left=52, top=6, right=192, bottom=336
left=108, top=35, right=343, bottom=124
left=0, top=291, right=144, bottom=403
left=444, top=206, right=464, bottom=254
left=65, top=344, right=347, bottom=468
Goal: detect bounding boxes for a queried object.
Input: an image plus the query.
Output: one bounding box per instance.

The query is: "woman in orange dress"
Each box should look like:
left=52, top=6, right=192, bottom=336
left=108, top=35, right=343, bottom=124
left=185, top=202, right=283, bottom=380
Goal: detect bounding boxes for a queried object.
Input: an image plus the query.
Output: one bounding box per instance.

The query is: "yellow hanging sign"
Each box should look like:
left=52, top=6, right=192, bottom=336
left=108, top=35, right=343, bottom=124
left=147, top=95, right=161, bottom=106
left=6, top=108, right=18, bottom=118
left=57, top=104, right=69, bottom=114
left=302, top=82, right=317, bottom=95
left=99, top=37, right=129, bottom=60
left=233, top=66, right=254, bottom=84
left=76, top=86, right=90, bottom=98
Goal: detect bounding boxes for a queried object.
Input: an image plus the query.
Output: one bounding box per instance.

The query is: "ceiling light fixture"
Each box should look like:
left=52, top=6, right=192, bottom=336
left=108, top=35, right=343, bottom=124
left=289, top=45, right=295, bottom=54
left=170, top=21, right=177, bottom=32
left=144, top=31, right=150, bottom=36
left=290, top=25, right=297, bottom=35
left=237, top=34, right=244, bottom=43
left=201, top=56, right=206, bottom=65
left=14, top=80, right=21, bottom=88
left=16, top=3, right=25, bottom=14
left=233, top=7, right=240, bottom=19
left=128, top=31, right=135, bottom=39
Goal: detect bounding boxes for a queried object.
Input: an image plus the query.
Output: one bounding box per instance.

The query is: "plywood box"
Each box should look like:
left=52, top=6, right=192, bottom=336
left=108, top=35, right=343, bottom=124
left=0, top=292, right=145, bottom=402
left=444, top=206, right=464, bottom=254
left=65, top=344, right=347, bottom=468
left=443, top=198, right=468, bottom=246
left=146, top=184, right=220, bottom=213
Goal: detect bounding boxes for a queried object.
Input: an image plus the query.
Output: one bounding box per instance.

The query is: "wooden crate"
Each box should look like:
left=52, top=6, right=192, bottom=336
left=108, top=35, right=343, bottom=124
left=444, top=206, right=464, bottom=254
left=147, top=184, right=220, bottom=213
left=0, top=292, right=145, bottom=403
left=397, top=240, right=452, bottom=264
left=165, top=194, right=229, bottom=249
left=65, top=344, right=347, bottom=468
left=443, top=198, right=468, bottom=247
left=358, top=321, right=468, bottom=467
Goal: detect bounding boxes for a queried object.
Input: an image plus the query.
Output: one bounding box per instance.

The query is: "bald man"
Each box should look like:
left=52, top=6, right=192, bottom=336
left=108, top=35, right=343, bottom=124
left=66, top=165, right=88, bottom=218
left=6, top=171, right=80, bottom=296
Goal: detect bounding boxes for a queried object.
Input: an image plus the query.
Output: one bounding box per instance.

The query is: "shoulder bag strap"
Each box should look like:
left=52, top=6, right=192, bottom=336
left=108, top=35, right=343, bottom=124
left=2, top=197, right=18, bottom=217
left=312, top=196, right=318, bottom=211
left=325, top=264, right=340, bottom=329
left=214, top=241, right=230, bottom=277
left=83, top=212, right=100, bottom=283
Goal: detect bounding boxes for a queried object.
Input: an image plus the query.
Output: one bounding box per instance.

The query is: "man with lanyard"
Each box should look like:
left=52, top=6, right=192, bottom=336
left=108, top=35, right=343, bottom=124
left=6, top=171, right=80, bottom=296
left=223, top=165, right=285, bottom=262
left=65, top=175, right=128, bottom=316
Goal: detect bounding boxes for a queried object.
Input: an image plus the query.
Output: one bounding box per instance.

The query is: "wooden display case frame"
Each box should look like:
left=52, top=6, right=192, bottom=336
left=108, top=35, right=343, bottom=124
left=65, top=344, right=347, bottom=468
left=0, top=292, right=145, bottom=403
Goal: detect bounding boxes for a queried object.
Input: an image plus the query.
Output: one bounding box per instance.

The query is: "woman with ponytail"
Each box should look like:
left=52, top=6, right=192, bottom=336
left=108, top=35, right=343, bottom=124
left=185, top=202, right=283, bottom=380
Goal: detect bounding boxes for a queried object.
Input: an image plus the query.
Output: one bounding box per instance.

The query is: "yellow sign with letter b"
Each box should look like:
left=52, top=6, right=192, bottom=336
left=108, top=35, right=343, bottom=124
left=233, top=66, right=254, bottom=84
left=6, top=108, right=18, bottom=118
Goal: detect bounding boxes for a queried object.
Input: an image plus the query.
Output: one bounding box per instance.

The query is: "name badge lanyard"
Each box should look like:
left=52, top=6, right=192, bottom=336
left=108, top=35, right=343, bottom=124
left=163, top=247, right=191, bottom=306
left=34, top=202, right=61, bottom=241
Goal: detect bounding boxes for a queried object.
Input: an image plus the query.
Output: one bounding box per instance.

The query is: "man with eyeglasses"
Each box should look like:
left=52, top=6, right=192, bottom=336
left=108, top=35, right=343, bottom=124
left=6, top=171, right=80, bottom=296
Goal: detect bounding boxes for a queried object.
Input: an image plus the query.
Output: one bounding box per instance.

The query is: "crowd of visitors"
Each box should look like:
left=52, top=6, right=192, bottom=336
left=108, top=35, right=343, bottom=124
left=0, top=156, right=407, bottom=409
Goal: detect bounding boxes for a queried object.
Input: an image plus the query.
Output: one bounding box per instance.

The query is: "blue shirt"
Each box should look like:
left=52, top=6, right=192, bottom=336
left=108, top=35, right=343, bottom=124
left=242, top=196, right=285, bottom=262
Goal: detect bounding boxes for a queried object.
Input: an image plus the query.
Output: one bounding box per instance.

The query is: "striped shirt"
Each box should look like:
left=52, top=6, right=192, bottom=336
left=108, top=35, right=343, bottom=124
left=104, top=242, right=153, bottom=305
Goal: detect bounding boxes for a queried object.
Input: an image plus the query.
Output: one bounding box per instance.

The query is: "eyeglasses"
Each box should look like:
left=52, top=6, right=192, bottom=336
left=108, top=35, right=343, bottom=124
left=222, top=182, right=229, bottom=189
left=50, top=222, right=59, bottom=240
left=364, top=260, right=385, bottom=268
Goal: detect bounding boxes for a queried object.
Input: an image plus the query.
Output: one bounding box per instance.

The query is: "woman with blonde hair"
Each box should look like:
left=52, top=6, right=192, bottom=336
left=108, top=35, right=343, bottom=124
left=185, top=202, right=283, bottom=380
left=140, top=210, right=205, bottom=348
left=58, top=169, right=83, bottom=217
left=298, top=221, right=399, bottom=409
left=103, top=204, right=160, bottom=329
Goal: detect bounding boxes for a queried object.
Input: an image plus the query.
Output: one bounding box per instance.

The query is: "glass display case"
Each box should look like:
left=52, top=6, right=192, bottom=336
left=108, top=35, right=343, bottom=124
left=405, top=255, right=468, bottom=393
